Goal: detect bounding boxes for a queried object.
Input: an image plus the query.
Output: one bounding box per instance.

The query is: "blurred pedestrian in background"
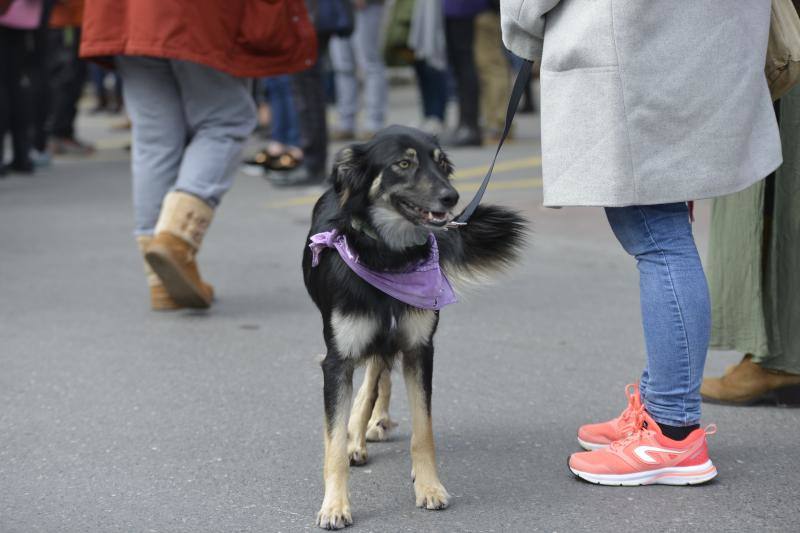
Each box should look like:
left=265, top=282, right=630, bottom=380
left=408, top=0, right=448, bottom=134
left=243, top=75, right=305, bottom=176
left=0, top=0, right=42, bottom=176
left=702, top=86, right=800, bottom=406
left=502, top=0, right=781, bottom=484
left=383, top=0, right=448, bottom=134
left=442, top=0, right=486, bottom=147
left=270, top=0, right=348, bottom=187
left=46, top=0, right=94, bottom=156
left=329, top=0, right=388, bottom=141
left=80, top=0, right=317, bottom=310
left=88, top=63, right=122, bottom=114
left=474, top=1, right=511, bottom=142
left=27, top=0, right=55, bottom=169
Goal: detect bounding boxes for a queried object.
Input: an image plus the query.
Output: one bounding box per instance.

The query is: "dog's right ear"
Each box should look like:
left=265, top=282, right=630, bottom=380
left=331, top=146, right=367, bottom=207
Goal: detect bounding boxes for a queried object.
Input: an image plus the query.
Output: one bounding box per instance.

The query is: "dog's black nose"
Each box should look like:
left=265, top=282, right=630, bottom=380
left=439, top=189, right=459, bottom=209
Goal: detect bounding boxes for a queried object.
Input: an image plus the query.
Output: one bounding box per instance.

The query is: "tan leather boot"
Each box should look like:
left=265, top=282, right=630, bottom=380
left=701, top=354, right=800, bottom=405
left=136, top=235, right=181, bottom=311
left=144, top=191, right=215, bottom=308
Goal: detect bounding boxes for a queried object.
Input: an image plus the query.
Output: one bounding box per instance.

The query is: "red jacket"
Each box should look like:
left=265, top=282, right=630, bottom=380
left=50, top=0, right=84, bottom=28
left=79, top=0, right=317, bottom=78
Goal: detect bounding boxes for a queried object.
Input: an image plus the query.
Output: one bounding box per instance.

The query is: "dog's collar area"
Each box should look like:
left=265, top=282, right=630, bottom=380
left=308, top=230, right=457, bottom=310
left=350, top=217, right=379, bottom=240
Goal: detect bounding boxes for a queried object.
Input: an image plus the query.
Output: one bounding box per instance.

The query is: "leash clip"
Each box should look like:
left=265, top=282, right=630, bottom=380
left=445, top=220, right=467, bottom=230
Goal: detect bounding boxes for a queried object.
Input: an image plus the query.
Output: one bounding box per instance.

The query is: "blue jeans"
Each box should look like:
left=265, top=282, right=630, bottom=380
left=605, top=203, right=711, bottom=427
left=413, top=60, right=448, bottom=121
left=263, top=76, right=300, bottom=147
left=328, top=4, right=387, bottom=132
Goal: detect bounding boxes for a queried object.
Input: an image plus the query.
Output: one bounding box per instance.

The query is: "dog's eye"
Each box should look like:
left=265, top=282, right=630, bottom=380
left=396, top=160, right=410, bottom=169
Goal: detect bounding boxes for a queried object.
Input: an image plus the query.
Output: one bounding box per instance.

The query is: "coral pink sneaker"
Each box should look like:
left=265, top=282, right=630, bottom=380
left=577, top=383, right=644, bottom=450
left=569, top=410, right=718, bottom=486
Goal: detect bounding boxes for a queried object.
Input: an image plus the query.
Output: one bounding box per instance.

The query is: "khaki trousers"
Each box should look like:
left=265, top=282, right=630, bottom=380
left=474, top=11, right=510, bottom=133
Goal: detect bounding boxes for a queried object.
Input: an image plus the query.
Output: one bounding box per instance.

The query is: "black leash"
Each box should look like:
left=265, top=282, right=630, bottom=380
left=448, top=59, right=534, bottom=227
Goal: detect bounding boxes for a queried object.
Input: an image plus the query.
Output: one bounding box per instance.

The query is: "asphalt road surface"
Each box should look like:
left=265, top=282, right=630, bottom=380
left=1, top=87, right=798, bottom=532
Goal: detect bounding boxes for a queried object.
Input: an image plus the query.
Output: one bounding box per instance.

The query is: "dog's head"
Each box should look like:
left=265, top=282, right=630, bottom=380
left=332, top=125, right=459, bottom=248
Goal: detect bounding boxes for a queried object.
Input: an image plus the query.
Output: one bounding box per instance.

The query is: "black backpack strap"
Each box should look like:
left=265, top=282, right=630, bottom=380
left=449, top=59, right=534, bottom=226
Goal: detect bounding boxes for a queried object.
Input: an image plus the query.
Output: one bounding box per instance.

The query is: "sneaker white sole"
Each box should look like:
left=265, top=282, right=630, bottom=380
left=570, top=460, right=718, bottom=486
left=577, top=436, right=608, bottom=451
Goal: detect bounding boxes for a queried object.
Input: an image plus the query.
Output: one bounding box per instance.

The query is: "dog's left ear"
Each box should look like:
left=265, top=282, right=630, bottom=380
left=437, top=147, right=455, bottom=177
left=332, top=146, right=368, bottom=206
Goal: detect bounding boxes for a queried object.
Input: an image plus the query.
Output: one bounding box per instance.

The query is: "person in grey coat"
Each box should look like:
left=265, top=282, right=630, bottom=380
left=500, top=0, right=782, bottom=485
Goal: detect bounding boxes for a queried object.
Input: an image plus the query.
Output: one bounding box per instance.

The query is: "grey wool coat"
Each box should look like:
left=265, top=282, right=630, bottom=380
left=500, top=0, right=783, bottom=207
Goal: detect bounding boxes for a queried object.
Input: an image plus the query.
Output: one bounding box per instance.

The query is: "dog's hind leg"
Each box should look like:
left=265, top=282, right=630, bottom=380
left=347, top=357, right=384, bottom=465
left=402, top=347, right=449, bottom=510
left=365, top=367, right=397, bottom=442
left=317, top=352, right=354, bottom=530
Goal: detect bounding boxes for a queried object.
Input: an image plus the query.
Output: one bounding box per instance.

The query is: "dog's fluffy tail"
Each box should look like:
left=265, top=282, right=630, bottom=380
left=438, top=204, right=528, bottom=291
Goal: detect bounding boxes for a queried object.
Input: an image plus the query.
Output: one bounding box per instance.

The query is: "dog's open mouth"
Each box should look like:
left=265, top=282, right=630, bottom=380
left=397, top=199, right=450, bottom=227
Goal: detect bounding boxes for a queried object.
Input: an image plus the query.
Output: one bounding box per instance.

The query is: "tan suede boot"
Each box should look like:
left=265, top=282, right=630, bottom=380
left=701, top=354, right=800, bottom=405
left=136, top=235, right=181, bottom=311
left=144, top=191, right=215, bottom=308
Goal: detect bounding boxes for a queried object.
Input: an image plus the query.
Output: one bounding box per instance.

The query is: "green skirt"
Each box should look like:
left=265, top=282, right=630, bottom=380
left=707, top=85, right=800, bottom=374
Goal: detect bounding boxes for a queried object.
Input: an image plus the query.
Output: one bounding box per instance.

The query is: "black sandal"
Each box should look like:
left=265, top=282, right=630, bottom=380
left=267, top=152, right=303, bottom=171
left=243, top=149, right=276, bottom=168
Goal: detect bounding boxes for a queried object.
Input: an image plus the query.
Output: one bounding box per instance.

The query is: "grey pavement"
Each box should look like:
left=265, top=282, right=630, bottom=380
left=1, top=84, right=798, bottom=533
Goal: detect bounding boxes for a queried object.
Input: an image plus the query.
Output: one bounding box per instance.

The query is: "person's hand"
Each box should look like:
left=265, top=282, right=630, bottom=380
left=354, top=0, right=367, bottom=10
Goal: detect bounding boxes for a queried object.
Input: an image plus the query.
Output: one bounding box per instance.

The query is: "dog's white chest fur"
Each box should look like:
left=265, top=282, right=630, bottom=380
left=331, top=309, right=436, bottom=357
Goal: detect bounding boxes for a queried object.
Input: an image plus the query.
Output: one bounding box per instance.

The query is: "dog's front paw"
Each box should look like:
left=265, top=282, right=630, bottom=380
left=347, top=443, right=368, bottom=466
left=316, top=501, right=352, bottom=530
left=414, top=481, right=450, bottom=510
left=365, top=415, right=397, bottom=442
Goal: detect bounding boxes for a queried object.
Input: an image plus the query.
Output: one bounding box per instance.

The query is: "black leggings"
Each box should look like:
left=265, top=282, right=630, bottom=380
left=290, top=35, right=329, bottom=177
left=445, top=16, right=480, bottom=130
left=0, top=27, right=34, bottom=166
left=45, top=28, right=87, bottom=139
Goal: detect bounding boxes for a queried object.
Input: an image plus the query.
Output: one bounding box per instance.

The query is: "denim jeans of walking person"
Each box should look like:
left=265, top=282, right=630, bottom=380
left=116, top=55, right=255, bottom=310
left=117, top=56, right=255, bottom=236
left=328, top=3, right=387, bottom=136
left=605, top=203, right=711, bottom=427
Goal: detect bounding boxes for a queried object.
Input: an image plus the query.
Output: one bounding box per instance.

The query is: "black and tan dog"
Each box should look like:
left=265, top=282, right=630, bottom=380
left=302, top=126, right=526, bottom=529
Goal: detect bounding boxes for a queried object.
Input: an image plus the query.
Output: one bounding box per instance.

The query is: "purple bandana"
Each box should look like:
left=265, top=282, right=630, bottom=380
left=309, top=230, right=457, bottom=310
